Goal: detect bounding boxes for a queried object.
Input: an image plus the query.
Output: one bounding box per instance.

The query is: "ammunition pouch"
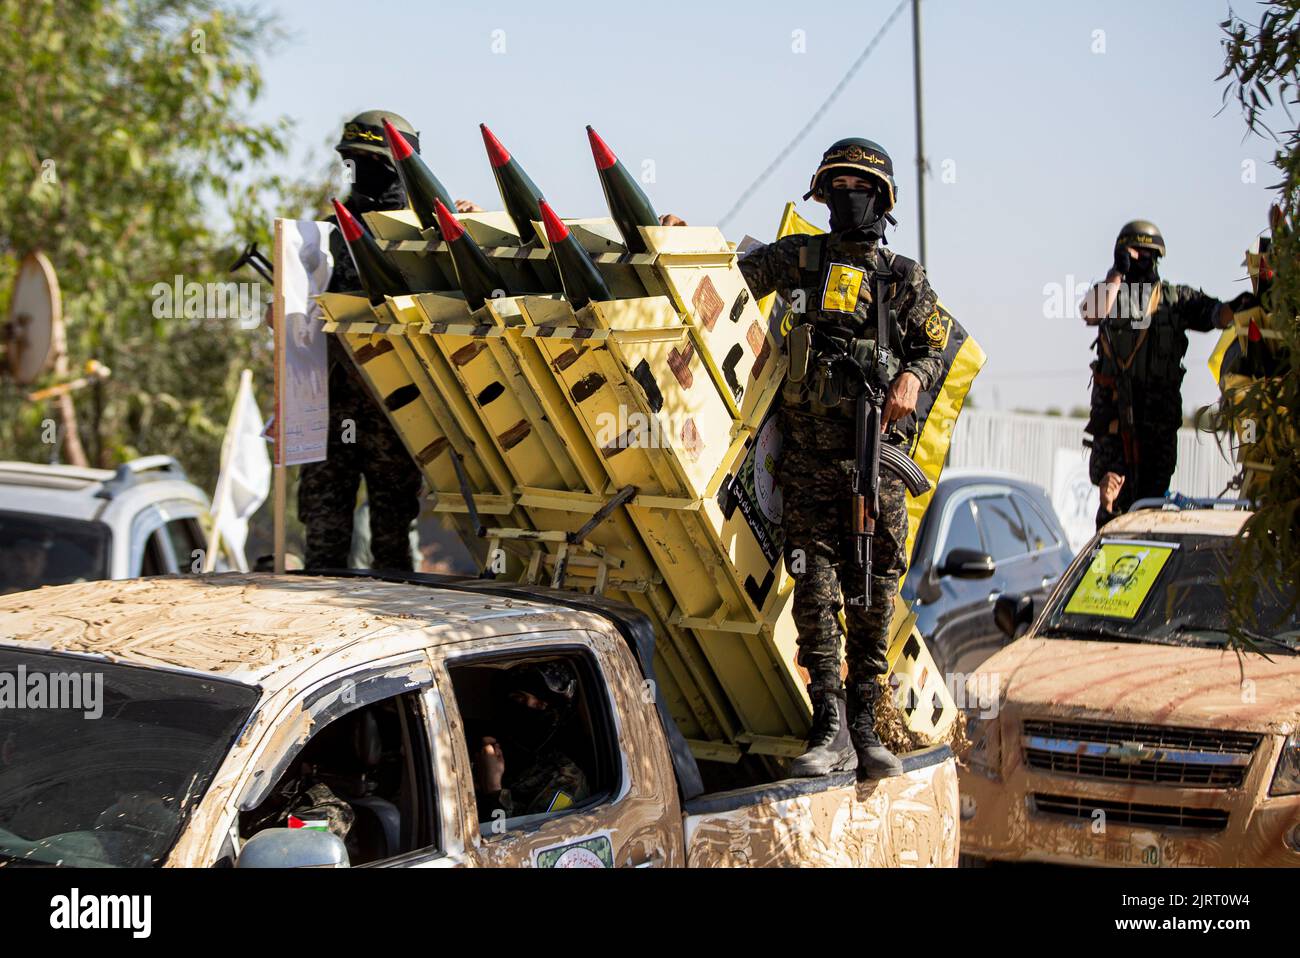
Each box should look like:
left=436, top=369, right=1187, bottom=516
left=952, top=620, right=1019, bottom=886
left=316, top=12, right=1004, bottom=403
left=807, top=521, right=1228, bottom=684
left=787, top=325, right=812, bottom=383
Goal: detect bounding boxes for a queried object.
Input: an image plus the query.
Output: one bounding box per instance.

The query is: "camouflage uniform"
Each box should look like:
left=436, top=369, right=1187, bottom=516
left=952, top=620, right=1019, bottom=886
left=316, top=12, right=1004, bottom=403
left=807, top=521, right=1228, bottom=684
left=1088, top=280, right=1223, bottom=529
left=479, top=748, right=590, bottom=820
left=739, top=234, right=945, bottom=691
left=298, top=178, right=422, bottom=571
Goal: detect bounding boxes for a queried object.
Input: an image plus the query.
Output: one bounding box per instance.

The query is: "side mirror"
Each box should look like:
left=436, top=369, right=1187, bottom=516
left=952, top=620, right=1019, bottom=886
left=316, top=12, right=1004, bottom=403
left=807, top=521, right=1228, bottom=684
left=993, top=594, right=1034, bottom=640
left=939, top=548, right=996, bottom=579
left=236, top=827, right=349, bottom=869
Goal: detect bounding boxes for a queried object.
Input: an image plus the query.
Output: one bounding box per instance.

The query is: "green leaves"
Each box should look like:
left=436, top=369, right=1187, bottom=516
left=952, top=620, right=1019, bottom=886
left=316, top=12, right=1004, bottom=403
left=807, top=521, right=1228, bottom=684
left=0, top=0, right=301, bottom=497
left=1218, top=2, right=1300, bottom=640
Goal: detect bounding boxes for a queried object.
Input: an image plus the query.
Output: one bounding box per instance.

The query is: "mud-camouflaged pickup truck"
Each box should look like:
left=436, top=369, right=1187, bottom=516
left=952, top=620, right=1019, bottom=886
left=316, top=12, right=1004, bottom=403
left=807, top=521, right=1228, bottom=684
left=0, top=573, right=958, bottom=868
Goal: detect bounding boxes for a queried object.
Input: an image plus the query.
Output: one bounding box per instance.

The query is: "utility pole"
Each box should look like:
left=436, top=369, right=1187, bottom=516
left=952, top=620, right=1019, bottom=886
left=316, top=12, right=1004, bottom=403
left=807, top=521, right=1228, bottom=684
left=912, top=0, right=928, bottom=264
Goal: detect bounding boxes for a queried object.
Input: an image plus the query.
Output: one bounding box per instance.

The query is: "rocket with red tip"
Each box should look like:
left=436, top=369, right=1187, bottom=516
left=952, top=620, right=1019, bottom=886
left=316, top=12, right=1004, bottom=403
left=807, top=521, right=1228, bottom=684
left=481, top=123, right=546, bottom=242
left=539, top=199, right=613, bottom=311
left=382, top=118, right=456, bottom=234
left=434, top=198, right=508, bottom=311
left=331, top=198, right=409, bottom=305
left=586, top=126, right=659, bottom=254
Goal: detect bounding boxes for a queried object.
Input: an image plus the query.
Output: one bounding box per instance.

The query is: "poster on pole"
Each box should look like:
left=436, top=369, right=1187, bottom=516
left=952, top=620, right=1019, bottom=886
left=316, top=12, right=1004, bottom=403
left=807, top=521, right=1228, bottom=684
left=274, top=219, right=334, bottom=467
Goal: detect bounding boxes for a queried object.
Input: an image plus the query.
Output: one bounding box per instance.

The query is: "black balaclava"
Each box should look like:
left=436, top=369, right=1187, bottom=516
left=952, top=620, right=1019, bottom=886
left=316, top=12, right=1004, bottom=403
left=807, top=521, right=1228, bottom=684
left=826, top=178, right=888, bottom=242
left=501, top=696, right=561, bottom=754
left=345, top=153, right=401, bottom=213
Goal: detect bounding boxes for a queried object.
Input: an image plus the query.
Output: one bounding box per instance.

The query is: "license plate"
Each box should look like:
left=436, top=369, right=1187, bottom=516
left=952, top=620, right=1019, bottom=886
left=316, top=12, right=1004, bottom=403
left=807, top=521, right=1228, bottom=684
left=1082, top=834, right=1163, bottom=866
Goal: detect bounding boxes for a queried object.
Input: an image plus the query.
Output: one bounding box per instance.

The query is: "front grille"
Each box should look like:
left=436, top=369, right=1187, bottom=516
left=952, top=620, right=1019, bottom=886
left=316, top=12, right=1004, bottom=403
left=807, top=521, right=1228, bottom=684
left=1022, top=718, right=1260, bottom=789
left=1031, top=793, right=1230, bottom=833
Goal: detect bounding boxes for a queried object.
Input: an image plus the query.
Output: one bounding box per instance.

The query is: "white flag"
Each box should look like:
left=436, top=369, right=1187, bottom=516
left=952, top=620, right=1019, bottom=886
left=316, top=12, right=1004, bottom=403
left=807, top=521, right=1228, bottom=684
left=207, top=369, right=272, bottom=570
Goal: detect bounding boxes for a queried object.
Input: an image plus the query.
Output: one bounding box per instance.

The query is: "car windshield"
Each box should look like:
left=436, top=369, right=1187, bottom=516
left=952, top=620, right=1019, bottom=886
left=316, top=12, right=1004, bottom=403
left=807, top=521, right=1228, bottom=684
left=0, top=650, right=258, bottom=867
left=1039, top=533, right=1300, bottom=653
left=0, top=511, right=110, bottom=596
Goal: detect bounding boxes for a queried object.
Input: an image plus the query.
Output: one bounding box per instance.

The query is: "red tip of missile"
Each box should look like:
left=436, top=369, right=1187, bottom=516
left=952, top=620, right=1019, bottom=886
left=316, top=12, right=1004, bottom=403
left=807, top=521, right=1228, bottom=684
left=382, top=118, right=414, bottom=162
left=433, top=198, right=465, bottom=241
left=332, top=198, right=364, bottom=243
left=539, top=200, right=569, bottom=243
left=586, top=126, right=617, bottom=171
left=480, top=123, right=511, bottom=168
left=1248, top=318, right=1262, bottom=342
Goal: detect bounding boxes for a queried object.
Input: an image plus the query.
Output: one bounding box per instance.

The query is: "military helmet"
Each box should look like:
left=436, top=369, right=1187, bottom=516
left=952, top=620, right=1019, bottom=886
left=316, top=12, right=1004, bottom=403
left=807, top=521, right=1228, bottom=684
left=1115, top=220, right=1166, bottom=257
left=805, top=137, right=897, bottom=210
left=336, top=110, right=420, bottom=157
left=505, top=660, right=578, bottom=710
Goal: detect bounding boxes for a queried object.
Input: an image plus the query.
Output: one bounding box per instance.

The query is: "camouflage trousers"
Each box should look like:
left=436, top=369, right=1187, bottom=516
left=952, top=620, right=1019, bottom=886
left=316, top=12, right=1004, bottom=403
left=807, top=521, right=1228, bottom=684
left=298, top=364, right=422, bottom=572
left=778, top=408, right=909, bottom=691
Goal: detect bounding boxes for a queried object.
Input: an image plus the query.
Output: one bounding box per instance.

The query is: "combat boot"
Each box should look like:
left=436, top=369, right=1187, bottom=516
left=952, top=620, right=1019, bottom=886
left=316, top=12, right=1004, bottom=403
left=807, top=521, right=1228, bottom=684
left=789, top=685, right=858, bottom=777
left=847, top=680, right=903, bottom=780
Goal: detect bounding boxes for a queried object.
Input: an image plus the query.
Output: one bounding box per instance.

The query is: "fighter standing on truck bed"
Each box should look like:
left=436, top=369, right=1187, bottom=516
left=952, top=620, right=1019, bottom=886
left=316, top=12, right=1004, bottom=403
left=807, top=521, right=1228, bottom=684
left=1080, top=221, right=1254, bottom=530
left=297, top=110, right=425, bottom=572
left=667, top=138, right=944, bottom=778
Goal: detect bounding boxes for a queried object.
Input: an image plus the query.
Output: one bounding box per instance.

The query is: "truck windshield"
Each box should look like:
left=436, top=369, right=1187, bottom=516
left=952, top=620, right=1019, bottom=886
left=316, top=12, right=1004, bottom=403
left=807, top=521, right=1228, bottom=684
left=0, top=650, right=258, bottom=866
left=0, top=511, right=111, bottom=595
left=1039, top=533, right=1300, bottom=654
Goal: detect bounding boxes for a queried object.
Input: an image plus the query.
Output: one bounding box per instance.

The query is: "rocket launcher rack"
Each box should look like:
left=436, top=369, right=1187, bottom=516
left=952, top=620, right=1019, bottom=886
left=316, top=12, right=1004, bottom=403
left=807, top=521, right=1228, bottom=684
left=318, top=207, right=956, bottom=765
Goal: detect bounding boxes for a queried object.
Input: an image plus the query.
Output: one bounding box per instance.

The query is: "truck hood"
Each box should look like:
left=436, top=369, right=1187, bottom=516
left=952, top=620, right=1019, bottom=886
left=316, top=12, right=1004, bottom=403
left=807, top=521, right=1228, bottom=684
left=977, top=637, right=1300, bottom=735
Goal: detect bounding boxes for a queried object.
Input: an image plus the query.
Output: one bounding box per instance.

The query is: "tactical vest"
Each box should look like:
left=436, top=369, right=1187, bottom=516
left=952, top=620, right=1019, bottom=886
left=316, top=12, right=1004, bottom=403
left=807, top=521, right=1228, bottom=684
left=781, top=235, right=905, bottom=420
left=1092, top=281, right=1191, bottom=434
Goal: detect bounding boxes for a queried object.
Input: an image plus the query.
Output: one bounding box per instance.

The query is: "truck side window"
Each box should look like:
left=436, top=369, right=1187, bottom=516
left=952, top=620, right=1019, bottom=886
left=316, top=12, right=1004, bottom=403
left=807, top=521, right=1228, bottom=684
left=163, top=518, right=204, bottom=573
left=238, top=691, right=436, bottom=866
left=448, top=651, right=618, bottom=833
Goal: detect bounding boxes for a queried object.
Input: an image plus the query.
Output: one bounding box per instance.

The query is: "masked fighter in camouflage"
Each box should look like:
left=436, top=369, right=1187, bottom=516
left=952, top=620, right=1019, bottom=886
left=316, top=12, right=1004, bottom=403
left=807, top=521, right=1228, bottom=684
left=665, top=139, right=945, bottom=778
left=298, top=111, right=426, bottom=572
left=472, top=661, right=590, bottom=820
left=1080, top=221, right=1253, bottom=530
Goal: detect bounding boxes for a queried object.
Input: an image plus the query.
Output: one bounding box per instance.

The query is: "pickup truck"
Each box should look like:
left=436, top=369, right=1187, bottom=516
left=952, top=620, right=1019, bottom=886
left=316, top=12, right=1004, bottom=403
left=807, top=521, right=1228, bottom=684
left=0, top=572, right=958, bottom=868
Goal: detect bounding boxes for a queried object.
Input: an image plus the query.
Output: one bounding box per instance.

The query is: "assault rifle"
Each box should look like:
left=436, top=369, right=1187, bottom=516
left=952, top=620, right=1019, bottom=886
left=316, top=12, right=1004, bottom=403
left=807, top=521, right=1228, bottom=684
left=796, top=323, right=931, bottom=607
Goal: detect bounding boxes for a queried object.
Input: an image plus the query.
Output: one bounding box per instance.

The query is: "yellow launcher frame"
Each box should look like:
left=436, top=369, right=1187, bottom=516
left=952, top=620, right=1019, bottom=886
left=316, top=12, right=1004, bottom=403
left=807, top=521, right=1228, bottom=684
left=317, top=208, right=956, bottom=766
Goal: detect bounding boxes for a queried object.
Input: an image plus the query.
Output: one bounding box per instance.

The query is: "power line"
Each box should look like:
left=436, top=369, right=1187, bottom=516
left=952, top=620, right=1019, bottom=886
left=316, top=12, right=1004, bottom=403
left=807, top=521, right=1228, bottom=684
left=717, top=0, right=909, bottom=230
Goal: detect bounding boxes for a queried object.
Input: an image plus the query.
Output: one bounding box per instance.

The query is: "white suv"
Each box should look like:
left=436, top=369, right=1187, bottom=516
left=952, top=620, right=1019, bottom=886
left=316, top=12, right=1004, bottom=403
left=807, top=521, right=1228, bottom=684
left=0, top=456, right=246, bottom=596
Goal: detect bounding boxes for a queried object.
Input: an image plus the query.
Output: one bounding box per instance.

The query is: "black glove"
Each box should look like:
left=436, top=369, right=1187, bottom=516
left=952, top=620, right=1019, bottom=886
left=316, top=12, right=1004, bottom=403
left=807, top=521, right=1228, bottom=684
left=1112, top=248, right=1130, bottom=277
left=1225, top=291, right=1259, bottom=314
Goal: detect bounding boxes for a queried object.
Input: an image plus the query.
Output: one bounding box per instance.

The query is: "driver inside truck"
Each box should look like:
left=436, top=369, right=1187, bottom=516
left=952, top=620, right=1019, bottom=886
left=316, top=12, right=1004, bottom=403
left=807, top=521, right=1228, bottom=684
left=471, top=661, right=590, bottom=822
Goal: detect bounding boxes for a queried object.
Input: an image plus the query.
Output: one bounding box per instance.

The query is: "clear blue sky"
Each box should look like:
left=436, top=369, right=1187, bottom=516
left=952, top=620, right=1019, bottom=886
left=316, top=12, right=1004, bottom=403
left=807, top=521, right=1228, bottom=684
left=250, top=0, right=1280, bottom=414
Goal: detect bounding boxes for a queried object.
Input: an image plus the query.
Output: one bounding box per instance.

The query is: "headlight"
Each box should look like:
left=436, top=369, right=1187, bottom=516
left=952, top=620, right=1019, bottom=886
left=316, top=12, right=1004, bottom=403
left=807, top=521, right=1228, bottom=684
left=1271, top=733, right=1300, bottom=796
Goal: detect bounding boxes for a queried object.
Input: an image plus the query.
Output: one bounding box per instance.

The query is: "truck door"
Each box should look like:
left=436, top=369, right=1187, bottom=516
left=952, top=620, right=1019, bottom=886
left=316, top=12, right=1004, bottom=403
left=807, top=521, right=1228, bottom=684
left=432, top=628, right=684, bottom=868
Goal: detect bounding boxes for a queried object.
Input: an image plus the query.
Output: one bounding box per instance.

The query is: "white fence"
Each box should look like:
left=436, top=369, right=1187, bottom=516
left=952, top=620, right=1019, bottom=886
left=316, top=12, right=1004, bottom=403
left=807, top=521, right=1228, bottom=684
left=945, top=410, right=1240, bottom=549
left=947, top=411, right=1237, bottom=496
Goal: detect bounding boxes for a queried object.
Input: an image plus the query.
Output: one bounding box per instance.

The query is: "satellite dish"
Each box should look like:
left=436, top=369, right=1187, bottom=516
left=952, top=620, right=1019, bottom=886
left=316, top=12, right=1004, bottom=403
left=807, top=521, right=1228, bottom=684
left=4, top=251, right=62, bottom=385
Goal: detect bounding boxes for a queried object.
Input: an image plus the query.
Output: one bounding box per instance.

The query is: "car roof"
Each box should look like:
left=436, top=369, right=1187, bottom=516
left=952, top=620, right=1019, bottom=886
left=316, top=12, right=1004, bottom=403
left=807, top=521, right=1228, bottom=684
left=938, top=468, right=1045, bottom=491
left=0, top=574, right=606, bottom=690
left=1098, top=507, right=1250, bottom=538
left=0, top=459, right=206, bottom=524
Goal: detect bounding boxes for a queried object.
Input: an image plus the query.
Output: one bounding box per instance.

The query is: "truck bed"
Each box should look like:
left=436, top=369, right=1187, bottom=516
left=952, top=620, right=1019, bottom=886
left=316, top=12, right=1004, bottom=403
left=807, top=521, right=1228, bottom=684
left=683, top=745, right=959, bottom=867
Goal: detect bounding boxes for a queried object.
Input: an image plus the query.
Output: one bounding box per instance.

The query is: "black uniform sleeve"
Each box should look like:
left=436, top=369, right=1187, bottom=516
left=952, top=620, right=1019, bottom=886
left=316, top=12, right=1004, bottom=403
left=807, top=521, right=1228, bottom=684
left=1165, top=282, right=1223, bottom=333
left=894, top=260, right=945, bottom=392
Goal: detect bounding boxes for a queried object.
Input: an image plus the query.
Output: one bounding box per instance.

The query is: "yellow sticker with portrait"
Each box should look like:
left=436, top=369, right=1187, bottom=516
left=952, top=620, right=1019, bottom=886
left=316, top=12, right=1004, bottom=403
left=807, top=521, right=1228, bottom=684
left=821, top=263, right=866, bottom=313
left=1063, top=541, right=1177, bottom=620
